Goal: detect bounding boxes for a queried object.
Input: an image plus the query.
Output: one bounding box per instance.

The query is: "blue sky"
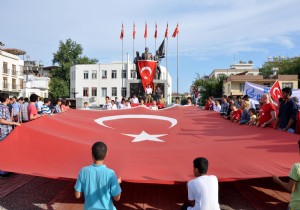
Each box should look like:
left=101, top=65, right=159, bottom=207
left=1, top=0, right=300, bottom=93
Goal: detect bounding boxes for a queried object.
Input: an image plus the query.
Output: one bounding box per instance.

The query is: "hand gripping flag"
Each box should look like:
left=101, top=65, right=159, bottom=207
left=137, top=60, right=157, bottom=90
left=270, top=80, right=283, bottom=104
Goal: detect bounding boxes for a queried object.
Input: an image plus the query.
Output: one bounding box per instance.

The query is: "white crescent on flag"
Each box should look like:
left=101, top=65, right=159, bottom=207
left=94, top=114, right=177, bottom=129
left=141, top=66, right=152, bottom=76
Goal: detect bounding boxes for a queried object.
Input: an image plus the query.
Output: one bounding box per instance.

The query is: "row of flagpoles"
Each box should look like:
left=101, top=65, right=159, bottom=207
left=120, top=22, right=179, bottom=41
left=120, top=22, right=180, bottom=97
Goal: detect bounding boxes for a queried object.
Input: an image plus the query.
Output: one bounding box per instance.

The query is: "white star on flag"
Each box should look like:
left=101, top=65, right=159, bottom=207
left=122, top=131, right=167, bottom=142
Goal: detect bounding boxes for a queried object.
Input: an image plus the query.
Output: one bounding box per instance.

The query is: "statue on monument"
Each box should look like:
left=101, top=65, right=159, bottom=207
left=141, top=47, right=153, bottom=60
left=133, top=51, right=141, bottom=79
left=154, top=50, right=162, bottom=80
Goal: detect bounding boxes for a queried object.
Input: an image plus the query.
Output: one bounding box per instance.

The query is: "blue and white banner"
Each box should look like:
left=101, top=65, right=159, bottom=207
left=244, top=81, right=300, bottom=104
left=243, top=81, right=270, bottom=103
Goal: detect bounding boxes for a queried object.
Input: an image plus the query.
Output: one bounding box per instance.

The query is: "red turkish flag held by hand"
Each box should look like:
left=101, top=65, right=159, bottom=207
left=270, top=80, right=283, bottom=104
left=138, top=60, right=157, bottom=90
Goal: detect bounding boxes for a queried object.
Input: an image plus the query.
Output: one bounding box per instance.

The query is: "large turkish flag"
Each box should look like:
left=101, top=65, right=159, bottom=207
left=0, top=106, right=298, bottom=184
left=138, top=60, right=157, bottom=90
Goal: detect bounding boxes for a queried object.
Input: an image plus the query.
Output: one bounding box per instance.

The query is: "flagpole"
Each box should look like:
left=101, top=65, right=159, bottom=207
left=155, top=22, right=157, bottom=52
left=133, top=22, right=135, bottom=78
left=177, top=33, right=179, bottom=97
left=122, top=36, right=124, bottom=96
left=166, top=37, right=169, bottom=105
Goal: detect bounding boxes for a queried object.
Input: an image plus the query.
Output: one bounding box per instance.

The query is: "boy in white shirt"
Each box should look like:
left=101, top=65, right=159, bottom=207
left=182, top=157, right=220, bottom=210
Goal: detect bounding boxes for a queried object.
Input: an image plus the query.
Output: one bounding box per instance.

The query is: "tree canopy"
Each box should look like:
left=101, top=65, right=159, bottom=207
left=49, top=38, right=98, bottom=98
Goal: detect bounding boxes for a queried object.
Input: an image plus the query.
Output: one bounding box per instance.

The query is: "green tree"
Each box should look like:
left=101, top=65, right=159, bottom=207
left=49, top=77, right=69, bottom=99
left=50, top=38, right=98, bottom=98
left=193, top=74, right=225, bottom=105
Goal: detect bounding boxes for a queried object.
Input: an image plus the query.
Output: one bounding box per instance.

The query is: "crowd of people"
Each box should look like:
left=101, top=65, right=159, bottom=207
left=204, top=87, right=299, bottom=134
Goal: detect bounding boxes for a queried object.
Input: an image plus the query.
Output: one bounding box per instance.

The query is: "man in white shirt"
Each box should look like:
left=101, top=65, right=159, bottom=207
left=149, top=100, right=158, bottom=110
left=182, top=157, right=220, bottom=210
left=103, top=96, right=112, bottom=110
left=145, top=84, right=153, bottom=103
left=131, top=95, right=139, bottom=104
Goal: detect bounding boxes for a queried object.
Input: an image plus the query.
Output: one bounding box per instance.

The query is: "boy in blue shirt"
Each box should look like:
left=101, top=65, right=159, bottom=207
left=75, top=142, right=121, bottom=210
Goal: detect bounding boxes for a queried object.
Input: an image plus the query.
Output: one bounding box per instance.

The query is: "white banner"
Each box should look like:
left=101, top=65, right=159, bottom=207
left=244, top=81, right=300, bottom=103
left=243, top=82, right=270, bottom=103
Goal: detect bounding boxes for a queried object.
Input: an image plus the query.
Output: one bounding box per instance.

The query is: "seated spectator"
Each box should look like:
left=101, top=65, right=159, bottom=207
left=220, top=96, right=229, bottom=116
left=256, top=93, right=276, bottom=128
left=209, top=97, right=215, bottom=110
left=65, top=100, right=71, bottom=110
left=273, top=140, right=300, bottom=210
left=275, top=87, right=298, bottom=133
left=55, top=99, right=62, bottom=113
left=173, top=97, right=181, bottom=106
left=246, top=108, right=257, bottom=126
left=74, top=142, right=121, bottom=209
left=149, top=100, right=158, bottom=110
left=235, top=96, right=242, bottom=109
left=41, top=98, right=52, bottom=115
left=230, top=105, right=242, bottom=122
left=223, top=100, right=234, bottom=120
left=21, top=97, right=29, bottom=123
left=181, top=157, right=220, bottom=210
left=213, top=100, right=221, bottom=112
left=131, top=94, right=139, bottom=104
left=111, top=100, right=117, bottom=110
left=292, top=96, right=300, bottom=110
left=205, top=99, right=210, bottom=110
left=157, top=99, right=165, bottom=109
left=28, top=94, right=41, bottom=121
left=118, top=98, right=126, bottom=109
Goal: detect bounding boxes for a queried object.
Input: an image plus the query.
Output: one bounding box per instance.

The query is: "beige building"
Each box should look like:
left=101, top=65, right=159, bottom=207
left=223, top=74, right=298, bottom=96
left=209, top=63, right=259, bottom=79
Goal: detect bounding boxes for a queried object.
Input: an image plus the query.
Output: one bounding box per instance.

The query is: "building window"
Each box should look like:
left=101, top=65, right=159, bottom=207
left=112, top=70, right=117, bottom=79
left=282, top=82, right=293, bottom=89
left=102, top=70, right=107, bottom=79
left=84, top=71, right=89, bottom=79
left=121, top=87, right=127, bottom=97
left=12, top=65, right=16, bottom=76
left=122, top=70, right=127, bottom=79
left=92, top=87, right=97, bottom=96
left=239, top=83, right=244, bottom=92
left=12, top=79, right=16, bottom=89
left=3, top=62, right=8, bottom=74
left=112, top=87, right=117, bottom=97
left=130, top=70, right=136, bottom=79
left=83, top=87, right=89, bottom=96
left=3, top=77, right=8, bottom=89
left=19, top=79, right=23, bottom=89
left=263, top=83, right=271, bottom=87
left=92, top=70, right=97, bottom=79
left=101, top=88, right=107, bottom=97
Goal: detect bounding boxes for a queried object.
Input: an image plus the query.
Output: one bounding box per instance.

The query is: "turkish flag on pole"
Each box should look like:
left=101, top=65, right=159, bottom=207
left=154, top=23, right=158, bottom=39
left=138, top=60, right=157, bottom=90
left=133, top=23, right=136, bottom=39
left=120, top=23, right=124, bottom=40
left=270, top=80, right=283, bottom=103
left=172, top=23, right=179, bottom=38
left=165, top=23, right=168, bottom=38
left=144, top=22, right=148, bottom=38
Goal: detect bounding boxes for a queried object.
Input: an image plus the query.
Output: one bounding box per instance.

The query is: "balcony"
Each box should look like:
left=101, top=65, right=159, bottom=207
left=12, top=70, right=17, bottom=76
left=2, top=68, right=10, bottom=75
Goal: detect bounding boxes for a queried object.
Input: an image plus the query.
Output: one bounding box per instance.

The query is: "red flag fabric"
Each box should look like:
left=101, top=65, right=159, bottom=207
left=138, top=60, right=157, bottom=90
left=133, top=23, right=136, bottom=40
left=0, top=108, right=299, bottom=184
left=144, top=22, right=148, bottom=38
left=165, top=23, right=168, bottom=38
left=270, top=80, right=283, bottom=103
left=120, top=23, right=124, bottom=40
left=154, top=23, right=158, bottom=39
left=172, top=24, right=179, bottom=38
